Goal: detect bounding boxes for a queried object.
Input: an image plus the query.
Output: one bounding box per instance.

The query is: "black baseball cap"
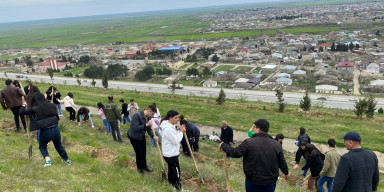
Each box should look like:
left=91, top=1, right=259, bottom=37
left=339, top=132, right=361, bottom=142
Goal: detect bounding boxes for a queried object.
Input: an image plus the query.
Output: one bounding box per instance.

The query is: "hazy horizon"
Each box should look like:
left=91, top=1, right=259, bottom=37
left=0, top=0, right=287, bottom=24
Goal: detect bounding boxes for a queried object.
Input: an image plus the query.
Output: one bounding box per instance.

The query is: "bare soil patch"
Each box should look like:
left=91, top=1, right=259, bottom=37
left=90, top=148, right=117, bottom=164
left=181, top=172, right=227, bottom=192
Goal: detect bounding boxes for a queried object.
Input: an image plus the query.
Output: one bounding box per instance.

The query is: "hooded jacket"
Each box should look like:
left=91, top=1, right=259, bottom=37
left=58, top=95, right=77, bottom=109
left=160, top=120, right=183, bottom=158
left=19, top=92, right=59, bottom=131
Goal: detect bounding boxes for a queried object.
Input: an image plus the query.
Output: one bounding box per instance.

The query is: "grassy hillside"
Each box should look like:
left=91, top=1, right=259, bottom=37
left=0, top=107, right=314, bottom=191
left=2, top=81, right=384, bottom=153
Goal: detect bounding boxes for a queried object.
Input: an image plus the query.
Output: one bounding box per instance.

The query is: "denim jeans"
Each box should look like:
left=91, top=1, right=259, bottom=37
left=122, top=115, right=130, bottom=125
left=245, top=178, right=276, bottom=192
left=102, top=119, right=111, bottom=134
left=79, top=112, right=93, bottom=127
left=39, top=125, right=68, bottom=161
left=149, top=129, right=160, bottom=147
left=303, top=158, right=308, bottom=176
left=317, top=176, right=334, bottom=192
left=37, top=129, right=40, bottom=142
left=55, top=103, right=63, bottom=116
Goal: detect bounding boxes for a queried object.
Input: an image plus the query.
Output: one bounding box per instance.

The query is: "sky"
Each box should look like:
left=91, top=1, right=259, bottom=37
left=0, top=0, right=284, bottom=23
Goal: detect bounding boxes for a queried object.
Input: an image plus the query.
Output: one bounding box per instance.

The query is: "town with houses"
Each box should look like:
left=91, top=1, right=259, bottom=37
left=1, top=1, right=384, bottom=97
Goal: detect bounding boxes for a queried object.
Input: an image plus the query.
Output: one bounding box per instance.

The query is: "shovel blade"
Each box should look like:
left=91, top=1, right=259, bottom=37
left=296, top=181, right=303, bottom=187
left=161, top=170, right=167, bottom=181
left=28, top=146, right=33, bottom=159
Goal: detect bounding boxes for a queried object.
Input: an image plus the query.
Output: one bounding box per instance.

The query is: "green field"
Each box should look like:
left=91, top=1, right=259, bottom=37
left=214, top=65, right=235, bottom=72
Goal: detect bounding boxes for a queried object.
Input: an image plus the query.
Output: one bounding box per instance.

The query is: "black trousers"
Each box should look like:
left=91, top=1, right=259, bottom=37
left=10, top=106, right=26, bottom=130
left=192, top=136, right=199, bottom=152
left=181, top=137, right=193, bottom=155
left=109, top=121, right=122, bottom=141
left=65, top=107, right=76, bottom=121
left=164, top=155, right=182, bottom=190
left=128, top=136, right=147, bottom=170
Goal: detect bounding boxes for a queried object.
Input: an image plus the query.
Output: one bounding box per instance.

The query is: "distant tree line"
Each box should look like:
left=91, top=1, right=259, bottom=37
left=84, top=64, right=128, bottom=80
left=155, top=68, right=172, bottom=76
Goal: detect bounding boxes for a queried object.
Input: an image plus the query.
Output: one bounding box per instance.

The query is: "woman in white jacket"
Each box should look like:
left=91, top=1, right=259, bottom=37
left=57, top=92, right=77, bottom=121
left=160, top=110, right=186, bottom=191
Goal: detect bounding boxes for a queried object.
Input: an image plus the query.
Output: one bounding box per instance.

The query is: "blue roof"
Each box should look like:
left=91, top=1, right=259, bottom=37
left=160, top=47, right=184, bottom=51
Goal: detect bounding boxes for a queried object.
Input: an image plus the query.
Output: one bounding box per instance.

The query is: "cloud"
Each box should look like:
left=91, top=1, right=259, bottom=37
left=0, top=0, right=92, bottom=6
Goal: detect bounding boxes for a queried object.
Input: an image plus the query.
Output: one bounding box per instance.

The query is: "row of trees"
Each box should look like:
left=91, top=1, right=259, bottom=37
left=331, top=42, right=360, bottom=52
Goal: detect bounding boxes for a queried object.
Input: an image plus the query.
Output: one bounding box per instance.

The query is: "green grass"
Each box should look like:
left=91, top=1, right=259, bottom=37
left=0, top=108, right=382, bottom=191
left=4, top=81, right=384, bottom=152
left=214, top=65, right=235, bottom=72
left=235, top=66, right=252, bottom=73
left=55, top=66, right=88, bottom=77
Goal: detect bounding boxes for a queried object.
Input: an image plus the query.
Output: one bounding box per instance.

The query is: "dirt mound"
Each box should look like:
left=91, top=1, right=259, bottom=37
left=0, top=121, right=16, bottom=131
left=193, top=152, right=236, bottom=168
left=278, top=173, right=308, bottom=189
left=90, top=148, right=117, bottom=164
left=181, top=172, right=227, bottom=192
left=65, top=141, right=93, bottom=154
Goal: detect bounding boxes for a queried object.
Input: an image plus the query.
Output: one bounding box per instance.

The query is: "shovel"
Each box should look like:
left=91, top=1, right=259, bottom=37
left=184, top=132, right=205, bottom=184
left=296, top=174, right=311, bottom=187
left=150, top=123, right=167, bottom=181
left=222, top=152, right=231, bottom=192
left=20, top=83, right=32, bottom=159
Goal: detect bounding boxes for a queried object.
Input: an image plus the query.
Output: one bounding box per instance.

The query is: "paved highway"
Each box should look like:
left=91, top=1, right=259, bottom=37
left=2, top=72, right=384, bottom=110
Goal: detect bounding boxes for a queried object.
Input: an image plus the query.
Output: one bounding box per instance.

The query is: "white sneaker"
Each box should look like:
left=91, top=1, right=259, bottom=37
left=91, top=126, right=95, bottom=128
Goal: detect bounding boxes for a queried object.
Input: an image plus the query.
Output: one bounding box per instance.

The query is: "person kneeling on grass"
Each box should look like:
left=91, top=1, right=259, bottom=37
left=220, top=119, right=290, bottom=192
left=160, top=110, right=186, bottom=190
left=77, top=106, right=94, bottom=128
left=20, top=92, right=70, bottom=167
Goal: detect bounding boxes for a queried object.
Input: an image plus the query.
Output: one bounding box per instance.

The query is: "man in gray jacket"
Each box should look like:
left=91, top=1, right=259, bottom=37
left=128, top=104, right=158, bottom=175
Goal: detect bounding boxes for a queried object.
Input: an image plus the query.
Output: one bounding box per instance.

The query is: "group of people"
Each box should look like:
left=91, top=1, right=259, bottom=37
left=1, top=79, right=71, bottom=166
left=1, top=79, right=380, bottom=192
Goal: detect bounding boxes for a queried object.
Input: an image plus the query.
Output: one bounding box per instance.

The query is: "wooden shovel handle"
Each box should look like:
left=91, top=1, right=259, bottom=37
left=222, top=152, right=231, bottom=192
left=151, top=122, right=166, bottom=170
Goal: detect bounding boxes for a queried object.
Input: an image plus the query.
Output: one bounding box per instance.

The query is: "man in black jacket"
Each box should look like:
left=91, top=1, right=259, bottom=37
left=127, top=104, right=158, bottom=175
left=220, top=121, right=233, bottom=145
left=220, top=119, right=290, bottom=192
left=332, top=132, right=379, bottom=192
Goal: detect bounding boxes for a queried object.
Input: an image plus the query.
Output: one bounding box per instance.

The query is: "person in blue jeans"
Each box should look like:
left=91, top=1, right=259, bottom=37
left=120, top=99, right=130, bottom=125
left=98, top=102, right=111, bottom=135
left=19, top=92, right=70, bottom=167
left=317, top=139, right=341, bottom=192
left=77, top=106, right=94, bottom=128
